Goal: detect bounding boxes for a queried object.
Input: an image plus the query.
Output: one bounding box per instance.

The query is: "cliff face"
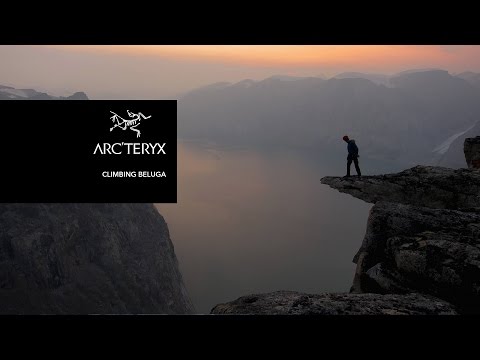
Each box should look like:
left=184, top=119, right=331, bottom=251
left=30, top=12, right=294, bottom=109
left=320, top=138, right=480, bottom=314
left=348, top=202, right=479, bottom=312
left=211, top=137, right=479, bottom=315
left=465, top=136, right=480, bottom=169
left=0, top=204, right=194, bottom=314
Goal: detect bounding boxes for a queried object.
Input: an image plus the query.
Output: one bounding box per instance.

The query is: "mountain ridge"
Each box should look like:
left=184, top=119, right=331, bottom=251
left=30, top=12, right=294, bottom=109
left=0, top=85, right=89, bottom=100
left=179, top=69, right=480, bottom=170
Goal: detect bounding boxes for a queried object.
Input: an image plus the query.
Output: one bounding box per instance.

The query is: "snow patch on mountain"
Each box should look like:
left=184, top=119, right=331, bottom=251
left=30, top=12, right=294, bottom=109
left=433, top=123, right=477, bottom=154
left=0, top=88, right=29, bottom=98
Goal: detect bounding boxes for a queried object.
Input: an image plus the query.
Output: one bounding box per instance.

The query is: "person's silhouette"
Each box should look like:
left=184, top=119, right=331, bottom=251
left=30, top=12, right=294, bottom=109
left=343, top=135, right=361, bottom=177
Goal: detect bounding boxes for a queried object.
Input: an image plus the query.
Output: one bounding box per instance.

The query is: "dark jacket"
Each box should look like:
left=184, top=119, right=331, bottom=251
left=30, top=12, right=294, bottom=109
left=347, top=139, right=359, bottom=159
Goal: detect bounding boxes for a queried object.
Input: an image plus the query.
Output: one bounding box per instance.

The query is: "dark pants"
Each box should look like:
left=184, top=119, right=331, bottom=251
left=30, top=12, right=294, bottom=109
left=347, top=155, right=361, bottom=176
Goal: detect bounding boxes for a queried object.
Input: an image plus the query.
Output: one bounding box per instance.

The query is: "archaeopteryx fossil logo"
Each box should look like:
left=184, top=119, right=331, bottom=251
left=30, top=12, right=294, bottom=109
left=109, top=110, right=151, bottom=138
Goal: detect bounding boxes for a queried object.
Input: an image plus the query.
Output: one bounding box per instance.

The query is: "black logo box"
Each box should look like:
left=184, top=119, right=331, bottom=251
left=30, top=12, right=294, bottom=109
left=0, top=100, right=177, bottom=203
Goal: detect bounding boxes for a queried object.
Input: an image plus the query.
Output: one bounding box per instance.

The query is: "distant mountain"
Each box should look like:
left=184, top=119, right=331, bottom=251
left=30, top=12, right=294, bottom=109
left=333, top=72, right=390, bottom=86
left=455, top=71, right=480, bottom=89
left=179, top=70, right=480, bottom=170
left=0, top=85, right=88, bottom=100
left=66, top=91, right=89, bottom=100
left=392, top=68, right=443, bottom=76
left=267, top=75, right=311, bottom=81
left=183, top=81, right=231, bottom=95
left=178, top=76, right=328, bottom=99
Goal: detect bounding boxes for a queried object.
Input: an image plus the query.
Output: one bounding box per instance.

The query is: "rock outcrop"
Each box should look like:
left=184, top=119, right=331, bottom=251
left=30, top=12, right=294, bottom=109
left=465, top=136, right=480, bottom=169
left=319, top=137, right=480, bottom=314
left=0, top=204, right=194, bottom=314
left=211, top=137, right=479, bottom=315
left=321, top=165, right=480, bottom=210
left=211, top=291, right=457, bottom=315
left=349, top=202, right=480, bottom=312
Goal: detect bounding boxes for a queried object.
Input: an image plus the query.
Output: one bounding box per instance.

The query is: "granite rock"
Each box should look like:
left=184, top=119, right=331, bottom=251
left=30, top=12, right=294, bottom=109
left=0, top=203, right=194, bottom=314
left=211, top=290, right=457, bottom=315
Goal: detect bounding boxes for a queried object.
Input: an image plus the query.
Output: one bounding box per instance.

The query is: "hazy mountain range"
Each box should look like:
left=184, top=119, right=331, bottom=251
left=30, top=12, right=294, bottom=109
left=0, top=84, right=88, bottom=100
left=2, top=69, right=478, bottom=170
left=179, top=69, right=480, bottom=170
left=456, top=71, right=480, bottom=89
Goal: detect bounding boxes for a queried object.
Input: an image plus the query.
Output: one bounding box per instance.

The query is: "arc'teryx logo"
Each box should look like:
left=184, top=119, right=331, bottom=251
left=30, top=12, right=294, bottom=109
left=109, top=110, right=151, bottom=138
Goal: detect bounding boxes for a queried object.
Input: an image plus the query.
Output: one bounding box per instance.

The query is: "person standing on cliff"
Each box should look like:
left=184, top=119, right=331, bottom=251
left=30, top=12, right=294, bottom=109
left=343, top=135, right=362, bottom=177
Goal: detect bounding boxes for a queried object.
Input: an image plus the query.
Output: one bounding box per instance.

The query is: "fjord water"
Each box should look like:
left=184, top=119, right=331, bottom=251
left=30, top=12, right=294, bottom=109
left=157, top=141, right=372, bottom=313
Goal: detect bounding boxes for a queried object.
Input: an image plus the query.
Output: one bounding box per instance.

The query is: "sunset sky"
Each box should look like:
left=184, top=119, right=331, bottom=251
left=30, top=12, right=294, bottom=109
left=1, top=45, right=479, bottom=99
